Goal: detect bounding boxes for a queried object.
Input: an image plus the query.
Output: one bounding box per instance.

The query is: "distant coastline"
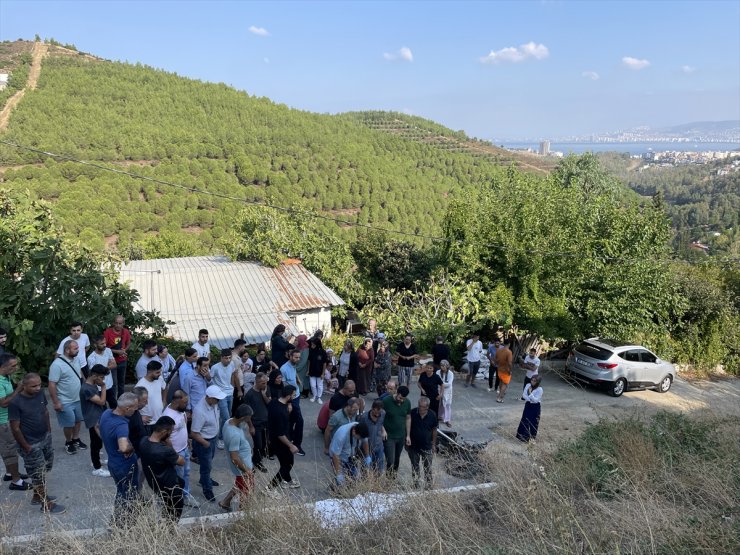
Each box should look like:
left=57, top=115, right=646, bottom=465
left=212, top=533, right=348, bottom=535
left=500, top=142, right=740, bottom=155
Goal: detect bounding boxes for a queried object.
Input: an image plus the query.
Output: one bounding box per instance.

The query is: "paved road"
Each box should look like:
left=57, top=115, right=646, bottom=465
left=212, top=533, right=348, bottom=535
left=1, top=363, right=736, bottom=537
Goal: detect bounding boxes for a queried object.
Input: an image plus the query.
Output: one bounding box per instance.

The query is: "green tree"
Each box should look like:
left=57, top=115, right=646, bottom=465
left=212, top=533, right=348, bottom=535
left=0, top=190, right=166, bottom=376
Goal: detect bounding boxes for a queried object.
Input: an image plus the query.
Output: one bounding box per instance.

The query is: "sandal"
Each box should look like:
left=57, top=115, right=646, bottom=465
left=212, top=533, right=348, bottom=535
left=496, top=399, right=504, bottom=403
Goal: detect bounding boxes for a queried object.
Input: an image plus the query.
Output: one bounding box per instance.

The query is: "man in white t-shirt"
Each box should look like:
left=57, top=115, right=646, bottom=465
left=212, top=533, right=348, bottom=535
left=210, top=349, right=237, bottom=449
left=87, top=335, right=117, bottom=408
left=135, top=360, right=166, bottom=423
left=520, top=348, right=541, bottom=400
left=192, top=329, right=211, bottom=360
left=465, top=333, right=483, bottom=388
left=56, top=321, right=91, bottom=377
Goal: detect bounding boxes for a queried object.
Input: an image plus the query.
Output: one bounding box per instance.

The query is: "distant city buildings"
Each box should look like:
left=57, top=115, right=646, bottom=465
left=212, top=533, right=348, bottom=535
left=639, top=150, right=740, bottom=170
left=539, top=140, right=550, bottom=156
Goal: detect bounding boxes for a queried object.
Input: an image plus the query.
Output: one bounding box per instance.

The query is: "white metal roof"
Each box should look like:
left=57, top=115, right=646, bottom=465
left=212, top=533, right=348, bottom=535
left=119, top=256, right=344, bottom=348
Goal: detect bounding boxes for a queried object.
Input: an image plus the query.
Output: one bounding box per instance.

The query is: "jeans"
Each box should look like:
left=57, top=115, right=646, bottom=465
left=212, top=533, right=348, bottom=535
left=383, top=437, right=405, bottom=476
left=113, top=361, right=128, bottom=398
left=370, top=443, right=386, bottom=474
left=217, top=396, right=233, bottom=440
left=408, top=447, right=433, bottom=486
left=192, top=437, right=217, bottom=494
left=110, top=462, right=141, bottom=527
left=489, top=366, right=498, bottom=389
left=175, top=447, right=191, bottom=495
left=289, top=397, right=304, bottom=449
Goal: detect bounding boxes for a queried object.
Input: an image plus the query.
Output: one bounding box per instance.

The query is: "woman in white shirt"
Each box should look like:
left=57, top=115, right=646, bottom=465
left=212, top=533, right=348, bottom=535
left=436, top=360, right=455, bottom=428
left=516, top=375, right=543, bottom=442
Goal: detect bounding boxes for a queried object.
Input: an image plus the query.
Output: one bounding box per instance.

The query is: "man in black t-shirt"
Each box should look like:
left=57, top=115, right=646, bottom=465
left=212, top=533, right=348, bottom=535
left=407, top=396, right=437, bottom=489
left=243, top=372, right=270, bottom=472
left=431, top=336, right=451, bottom=370
left=266, top=385, right=299, bottom=494
left=139, top=416, right=185, bottom=521
left=9, top=373, right=66, bottom=514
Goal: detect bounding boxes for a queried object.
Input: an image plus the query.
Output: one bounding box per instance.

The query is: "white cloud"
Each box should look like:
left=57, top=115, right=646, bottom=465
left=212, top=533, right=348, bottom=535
left=249, top=25, right=270, bottom=37
left=622, top=56, right=650, bottom=70
left=681, top=65, right=696, bottom=73
left=479, top=41, right=549, bottom=64
left=383, top=46, right=414, bottom=62
left=581, top=70, right=600, bottom=80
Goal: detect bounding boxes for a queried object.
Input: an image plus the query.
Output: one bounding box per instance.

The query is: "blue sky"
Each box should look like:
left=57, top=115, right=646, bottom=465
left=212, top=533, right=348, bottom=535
left=1, top=0, right=738, bottom=139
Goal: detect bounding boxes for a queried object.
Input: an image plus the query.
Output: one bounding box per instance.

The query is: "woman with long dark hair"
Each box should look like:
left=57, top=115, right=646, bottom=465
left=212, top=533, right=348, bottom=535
left=270, top=325, right=294, bottom=368
left=516, top=375, right=543, bottom=442
left=307, top=336, right=327, bottom=404
left=356, top=337, right=375, bottom=396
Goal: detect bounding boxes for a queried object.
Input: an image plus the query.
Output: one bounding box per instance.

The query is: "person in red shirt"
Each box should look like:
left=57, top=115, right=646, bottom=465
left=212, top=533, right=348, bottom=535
left=104, top=315, right=131, bottom=398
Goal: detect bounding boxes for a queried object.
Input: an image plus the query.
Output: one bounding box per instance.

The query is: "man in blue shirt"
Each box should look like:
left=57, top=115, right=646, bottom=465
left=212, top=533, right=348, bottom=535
left=329, top=421, right=369, bottom=488
left=280, top=350, right=305, bottom=456
left=99, top=392, right=140, bottom=526
left=218, top=404, right=254, bottom=512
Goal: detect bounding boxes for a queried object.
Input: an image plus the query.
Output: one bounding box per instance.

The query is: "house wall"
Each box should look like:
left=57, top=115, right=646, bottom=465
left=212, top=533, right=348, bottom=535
left=289, top=307, right=333, bottom=337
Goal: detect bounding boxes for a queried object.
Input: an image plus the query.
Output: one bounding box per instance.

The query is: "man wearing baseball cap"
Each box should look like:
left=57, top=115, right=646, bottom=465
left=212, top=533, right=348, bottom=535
left=190, top=384, right=225, bottom=502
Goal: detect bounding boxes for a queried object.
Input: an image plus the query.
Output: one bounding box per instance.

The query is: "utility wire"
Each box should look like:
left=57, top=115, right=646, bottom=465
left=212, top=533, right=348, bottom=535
left=1, top=139, right=738, bottom=266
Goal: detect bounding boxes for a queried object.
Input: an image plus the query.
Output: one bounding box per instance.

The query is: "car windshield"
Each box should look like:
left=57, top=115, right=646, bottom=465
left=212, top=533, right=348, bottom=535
left=574, top=342, right=613, bottom=361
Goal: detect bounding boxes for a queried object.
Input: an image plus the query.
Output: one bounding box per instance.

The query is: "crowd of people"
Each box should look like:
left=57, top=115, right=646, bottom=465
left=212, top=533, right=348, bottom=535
left=0, top=318, right=543, bottom=523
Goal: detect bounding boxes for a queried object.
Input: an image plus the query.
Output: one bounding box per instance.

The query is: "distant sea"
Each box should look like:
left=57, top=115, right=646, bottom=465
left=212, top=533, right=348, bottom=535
left=500, top=142, right=740, bottom=155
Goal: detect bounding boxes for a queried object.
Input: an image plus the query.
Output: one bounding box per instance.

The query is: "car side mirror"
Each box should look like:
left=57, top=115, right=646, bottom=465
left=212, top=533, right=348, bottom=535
left=655, top=358, right=661, bottom=364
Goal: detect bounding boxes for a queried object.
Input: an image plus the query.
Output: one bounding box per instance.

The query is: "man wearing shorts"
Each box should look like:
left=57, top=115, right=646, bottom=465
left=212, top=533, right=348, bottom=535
left=48, top=339, right=86, bottom=454
left=219, top=404, right=254, bottom=512
left=0, top=353, right=31, bottom=491
left=494, top=343, right=513, bottom=403
left=9, top=373, right=66, bottom=513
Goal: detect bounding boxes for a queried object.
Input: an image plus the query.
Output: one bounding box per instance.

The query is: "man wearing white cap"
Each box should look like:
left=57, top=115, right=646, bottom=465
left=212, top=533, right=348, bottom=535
left=190, top=385, right=225, bottom=502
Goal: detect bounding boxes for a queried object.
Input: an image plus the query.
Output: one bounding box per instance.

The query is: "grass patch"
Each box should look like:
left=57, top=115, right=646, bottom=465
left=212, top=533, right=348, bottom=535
left=7, top=411, right=738, bottom=554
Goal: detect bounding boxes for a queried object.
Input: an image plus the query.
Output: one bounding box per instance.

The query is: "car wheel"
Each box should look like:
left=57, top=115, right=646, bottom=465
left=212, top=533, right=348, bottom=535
left=655, top=375, right=672, bottom=393
left=610, top=378, right=627, bottom=397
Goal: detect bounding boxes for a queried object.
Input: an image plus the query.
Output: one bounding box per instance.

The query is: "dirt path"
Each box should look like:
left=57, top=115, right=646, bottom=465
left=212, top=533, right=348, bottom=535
left=0, top=41, right=48, bottom=131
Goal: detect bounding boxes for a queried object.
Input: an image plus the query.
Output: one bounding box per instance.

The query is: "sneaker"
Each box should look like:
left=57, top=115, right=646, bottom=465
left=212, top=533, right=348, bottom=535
left=65, top=442, right=77, bottom=455
left=92, top=468, right=111, bottom=477
left=184, top=494, right=200, bottom=508
left=204, top=490, right=216, bottom=502
left=9, top=481, right=32, bottom=491
left=74, top=438, right=88, bottom=450
left=41, top=503, right=66, bottom=515
left=316, top=398, right=323, bottom=405
left=487, top=388, right=493, bottom=392
left=283, top=479, right=301, bottom=489
left=296, top=448, right=306, bottom=457
left=255, top=463, right=268, bottom=473
left=216, top=440, right=225, bottom=450
left=31, top=495, right=57, bottom=505
left=309, top=397, right=315, bottom=403
left=3, top=473, right=28, bottom=481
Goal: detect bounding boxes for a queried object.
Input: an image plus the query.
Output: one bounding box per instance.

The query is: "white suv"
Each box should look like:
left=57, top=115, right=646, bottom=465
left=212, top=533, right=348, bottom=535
left=566, top=338, right=676, bottom=397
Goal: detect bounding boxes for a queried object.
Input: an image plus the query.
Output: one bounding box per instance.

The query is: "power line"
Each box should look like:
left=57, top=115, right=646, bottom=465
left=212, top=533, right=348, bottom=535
left=1, top=139, right=738, bottom=266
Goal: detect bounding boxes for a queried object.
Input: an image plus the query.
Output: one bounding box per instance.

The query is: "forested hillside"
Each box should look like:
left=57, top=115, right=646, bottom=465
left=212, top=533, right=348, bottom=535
left=597, top=153, right=739, bottom=256
left=0, top=53, right=514, bottom=255
left=0, top=40, right=737, bottom=374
